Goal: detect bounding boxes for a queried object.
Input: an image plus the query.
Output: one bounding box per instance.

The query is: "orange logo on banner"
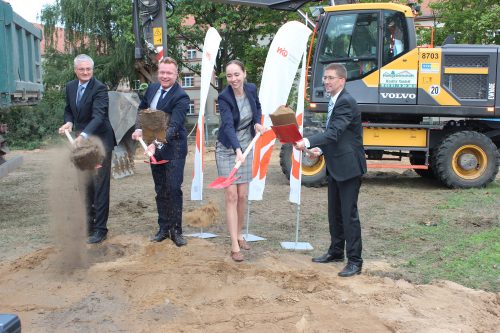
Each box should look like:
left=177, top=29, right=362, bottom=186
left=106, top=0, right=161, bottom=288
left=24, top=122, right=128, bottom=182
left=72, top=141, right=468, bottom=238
left=277, top=47, right=288, bottom=57
left=193, top=115, right=205, bottom=177
left=291, top=113, right=303, bottom=179
left=291, top=152, right=301, bottom=179
left=252, top=129, right=276, bottom=179
left=296, top=113, right=303, bottom=126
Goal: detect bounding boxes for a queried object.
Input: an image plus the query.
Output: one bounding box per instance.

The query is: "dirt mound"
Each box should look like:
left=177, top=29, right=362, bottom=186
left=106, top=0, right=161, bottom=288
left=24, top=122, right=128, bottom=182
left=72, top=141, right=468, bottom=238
left=0, top=235, right=498, bottom=333
left=183, top=201, right=220, bottom=228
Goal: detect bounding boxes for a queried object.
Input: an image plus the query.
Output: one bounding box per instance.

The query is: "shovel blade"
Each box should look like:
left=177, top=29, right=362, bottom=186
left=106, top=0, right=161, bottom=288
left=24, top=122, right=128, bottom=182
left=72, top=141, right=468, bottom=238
left=208, top=176, right=229, bottom=189
left=208, top=175, right=241, bottom=189
left=144, top=155, right=168, bottom=164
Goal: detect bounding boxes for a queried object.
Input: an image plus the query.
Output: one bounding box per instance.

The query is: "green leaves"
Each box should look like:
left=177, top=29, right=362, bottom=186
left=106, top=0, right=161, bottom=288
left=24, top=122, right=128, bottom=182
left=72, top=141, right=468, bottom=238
left=431, top=0, right=500, bottom=44
left=167, top=0, right=297, bottom=90
left=41, top=0, right=137, bottom=89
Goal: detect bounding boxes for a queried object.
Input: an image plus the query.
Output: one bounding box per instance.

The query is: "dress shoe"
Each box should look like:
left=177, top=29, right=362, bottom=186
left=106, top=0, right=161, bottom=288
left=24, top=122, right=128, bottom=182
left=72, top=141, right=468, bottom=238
left=87, top=230, right=107, bottom=244
left=312, top=253, right=344, bottom=263
left=170, top=229, right=187, bottom=247
left=231, top=251, right=244, bottom=262
left=338, top=263, right=362, bottom=277
left=238, top=238, right=251, bottom=250
left=151, top=229, right=169, bottom=242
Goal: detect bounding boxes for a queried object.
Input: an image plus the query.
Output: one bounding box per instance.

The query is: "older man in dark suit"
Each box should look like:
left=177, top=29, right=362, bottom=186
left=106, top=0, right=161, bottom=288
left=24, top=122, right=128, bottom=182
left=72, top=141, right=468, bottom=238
left=295, top=63, right=367, bottom=277
left=58, top=54, right=116, bottom=244
left=132, top=57, right=189, bottom=247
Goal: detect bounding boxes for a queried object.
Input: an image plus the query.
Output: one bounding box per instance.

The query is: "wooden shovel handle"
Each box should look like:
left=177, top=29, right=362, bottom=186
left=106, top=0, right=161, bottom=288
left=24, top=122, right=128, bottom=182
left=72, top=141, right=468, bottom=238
left=138, top=137, right=154, bottom=157
left=233, top=131, right=261, bottom=170
left=64, top=129, right=75, bottom=145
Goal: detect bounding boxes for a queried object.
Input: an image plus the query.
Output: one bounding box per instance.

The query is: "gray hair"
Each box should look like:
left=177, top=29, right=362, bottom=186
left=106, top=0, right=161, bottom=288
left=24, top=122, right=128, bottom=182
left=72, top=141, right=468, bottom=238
left=74, top=54, right=94, bottom=68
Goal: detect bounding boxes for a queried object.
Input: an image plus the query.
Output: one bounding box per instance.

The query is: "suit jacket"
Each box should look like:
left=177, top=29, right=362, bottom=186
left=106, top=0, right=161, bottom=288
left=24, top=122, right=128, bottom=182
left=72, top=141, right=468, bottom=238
left=64, top=77, right=115, bottom=152
left=308, top=89, right=367, bottom=181
left=217, top=82, right=262, bottom=151
left=137, top=82, right=189, bottom=160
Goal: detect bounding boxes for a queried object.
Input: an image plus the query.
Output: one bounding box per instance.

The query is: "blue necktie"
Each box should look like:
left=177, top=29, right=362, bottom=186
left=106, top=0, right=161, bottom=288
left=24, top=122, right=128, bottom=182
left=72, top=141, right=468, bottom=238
left=160, top=89, right=167, bottom=100
left=76, top=85, right=85, bottom=106
left=326, top=99, right=334, bottom=128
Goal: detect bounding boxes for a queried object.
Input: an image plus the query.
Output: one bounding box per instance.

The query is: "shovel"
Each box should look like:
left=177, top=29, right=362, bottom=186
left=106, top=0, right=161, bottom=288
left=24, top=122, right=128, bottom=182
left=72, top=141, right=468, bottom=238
left=138, top=137, right=167, bottom=164
left=209, top=132, right=261, bottom=189
left=64, top=129, right=102, bottom=169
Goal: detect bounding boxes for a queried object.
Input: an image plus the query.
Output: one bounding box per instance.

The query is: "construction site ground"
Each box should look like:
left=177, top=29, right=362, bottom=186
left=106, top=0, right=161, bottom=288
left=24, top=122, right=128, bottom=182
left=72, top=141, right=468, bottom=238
left=0, top=143, right=499, bottom=332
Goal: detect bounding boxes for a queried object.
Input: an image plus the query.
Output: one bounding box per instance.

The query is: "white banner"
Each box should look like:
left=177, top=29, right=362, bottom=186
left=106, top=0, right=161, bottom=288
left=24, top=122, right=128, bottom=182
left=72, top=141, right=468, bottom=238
left=289, top=52, right=307, bottom=204
left=249, top=21, right=311, bottom=201
left=191, top=27, right=221, bottom=201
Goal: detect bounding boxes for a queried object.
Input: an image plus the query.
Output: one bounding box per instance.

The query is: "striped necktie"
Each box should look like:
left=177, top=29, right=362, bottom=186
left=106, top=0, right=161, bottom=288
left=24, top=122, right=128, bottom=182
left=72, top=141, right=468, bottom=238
left=326, top=99, right=334, bottom=128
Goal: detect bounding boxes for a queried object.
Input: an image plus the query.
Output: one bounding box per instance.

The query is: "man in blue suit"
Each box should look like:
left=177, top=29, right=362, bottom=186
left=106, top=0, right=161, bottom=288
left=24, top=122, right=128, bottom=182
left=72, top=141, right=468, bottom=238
left=58, top=54, right=116, bottom=244
left=295, top=63, right=367, bottom=277
left=132, top=57, right=189, bottom=246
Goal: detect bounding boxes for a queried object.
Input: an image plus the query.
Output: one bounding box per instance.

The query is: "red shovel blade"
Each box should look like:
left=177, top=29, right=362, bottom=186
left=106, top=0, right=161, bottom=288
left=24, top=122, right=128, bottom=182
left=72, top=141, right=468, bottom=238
left=144, top=155, right=168, bottom=164
left=208, top=167, right=240, bottom=189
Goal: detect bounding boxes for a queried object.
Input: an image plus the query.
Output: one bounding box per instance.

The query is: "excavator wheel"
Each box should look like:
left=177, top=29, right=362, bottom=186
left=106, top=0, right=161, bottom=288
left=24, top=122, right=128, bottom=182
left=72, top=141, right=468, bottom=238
left=279, top=143, right=327, bottom=187
left=433, top=131, right=499, bottom=188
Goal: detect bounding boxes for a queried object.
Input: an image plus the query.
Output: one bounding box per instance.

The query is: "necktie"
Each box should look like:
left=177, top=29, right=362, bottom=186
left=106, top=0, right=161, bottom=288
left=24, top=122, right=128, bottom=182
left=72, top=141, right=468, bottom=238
left=76, top=85, right=85, bottom=106
left=326, top=99, right=334, bottom=128
left=160, top=89, right=167, bottom=100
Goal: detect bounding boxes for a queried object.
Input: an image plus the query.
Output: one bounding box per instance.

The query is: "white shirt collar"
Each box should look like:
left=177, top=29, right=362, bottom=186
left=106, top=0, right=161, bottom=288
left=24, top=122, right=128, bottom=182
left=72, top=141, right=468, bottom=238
left=330, top=90, right=341, bottom=107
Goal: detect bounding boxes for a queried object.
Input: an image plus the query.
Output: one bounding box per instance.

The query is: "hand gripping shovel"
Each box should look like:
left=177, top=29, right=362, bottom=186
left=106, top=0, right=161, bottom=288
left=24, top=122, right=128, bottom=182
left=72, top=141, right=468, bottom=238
left=138, top=137, right=167, bottom=164
left=209, top=132, right=261, bottom=189
left=64, top=129, right=102, bottom=169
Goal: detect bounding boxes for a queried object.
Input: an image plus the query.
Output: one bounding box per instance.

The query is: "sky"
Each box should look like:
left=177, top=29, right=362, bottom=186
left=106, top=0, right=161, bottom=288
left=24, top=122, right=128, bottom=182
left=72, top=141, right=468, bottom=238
left=5, top=0, right=56, bottom=23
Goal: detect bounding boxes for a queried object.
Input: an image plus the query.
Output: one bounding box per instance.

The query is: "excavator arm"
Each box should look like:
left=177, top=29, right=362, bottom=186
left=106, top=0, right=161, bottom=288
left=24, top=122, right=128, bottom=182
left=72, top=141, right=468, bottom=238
left=210, top=0, right=322, bottom=11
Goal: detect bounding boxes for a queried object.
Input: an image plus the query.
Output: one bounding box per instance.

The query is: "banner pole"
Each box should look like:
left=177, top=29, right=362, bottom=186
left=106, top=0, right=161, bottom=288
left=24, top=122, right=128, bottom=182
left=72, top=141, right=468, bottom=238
left=294, top=204, right=301, bottom=244
left=244, top=200, right=266, bottom=242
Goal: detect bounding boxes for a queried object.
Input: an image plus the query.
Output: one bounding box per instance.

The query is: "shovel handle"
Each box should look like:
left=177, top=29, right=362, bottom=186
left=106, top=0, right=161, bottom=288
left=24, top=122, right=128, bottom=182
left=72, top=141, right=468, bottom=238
left=233, top=131, right=262, bottom=170
left=64, top=129, right=75, bottom=145
left=138, top=137, right=154, bottom=158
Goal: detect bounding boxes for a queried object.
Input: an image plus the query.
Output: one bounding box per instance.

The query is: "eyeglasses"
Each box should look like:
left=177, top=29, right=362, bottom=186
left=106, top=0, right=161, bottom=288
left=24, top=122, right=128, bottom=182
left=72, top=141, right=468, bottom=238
left=76, top=67, right=93, bottom=72
left=322, top=76, right=343, bottom=81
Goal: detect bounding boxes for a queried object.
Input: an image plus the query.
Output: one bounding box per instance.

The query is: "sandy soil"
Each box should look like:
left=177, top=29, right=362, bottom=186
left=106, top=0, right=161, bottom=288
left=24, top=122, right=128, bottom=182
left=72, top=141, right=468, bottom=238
left=0, top=144, right=499, bottom=332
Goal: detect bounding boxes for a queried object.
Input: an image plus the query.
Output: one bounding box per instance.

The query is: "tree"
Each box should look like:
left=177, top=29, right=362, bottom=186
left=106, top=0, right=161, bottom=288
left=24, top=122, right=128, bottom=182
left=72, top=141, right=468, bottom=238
left=41, top=0, right=305, bottom=91
left=164, top=0, right=298, bottom=91
left=41, top=0, right=137, bottom=90
left=430, top=0, right=499, bottom=45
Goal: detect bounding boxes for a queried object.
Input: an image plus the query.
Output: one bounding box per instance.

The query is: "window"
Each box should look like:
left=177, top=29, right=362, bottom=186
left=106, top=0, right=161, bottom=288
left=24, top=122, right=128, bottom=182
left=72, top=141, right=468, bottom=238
left=188, top=100, right=195, bottom=115
left=383, top=11, right=409, bottom=65
left=187, top=49, right=197, bottom=60
left=214, top=102, right=220, bottom=114
left=214, top=78, right=219, bottom=88
left=317, top=12, right=379, bottom=83
left=183, top=75, right=194, bottom=87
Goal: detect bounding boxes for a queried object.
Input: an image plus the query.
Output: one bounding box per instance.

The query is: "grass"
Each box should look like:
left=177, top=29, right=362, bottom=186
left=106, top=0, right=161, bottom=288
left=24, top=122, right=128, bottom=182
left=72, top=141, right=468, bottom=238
left=370, top=181, right=500, bottom=292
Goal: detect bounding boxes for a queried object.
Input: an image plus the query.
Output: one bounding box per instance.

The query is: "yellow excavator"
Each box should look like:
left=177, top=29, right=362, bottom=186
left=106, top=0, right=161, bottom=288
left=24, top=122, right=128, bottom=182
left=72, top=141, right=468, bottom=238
left=211, top=0, right=500, bottom=189
left=133, top=0, right=500, bottom=188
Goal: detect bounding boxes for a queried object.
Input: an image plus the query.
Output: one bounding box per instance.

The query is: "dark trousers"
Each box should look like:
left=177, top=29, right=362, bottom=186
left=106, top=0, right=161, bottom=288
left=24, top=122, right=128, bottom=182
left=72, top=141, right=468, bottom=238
left=150, top=158, right=185, bottom=233
left=86, top=152, right=112, bottom=233
left=327, top=175, right=363, bottom=266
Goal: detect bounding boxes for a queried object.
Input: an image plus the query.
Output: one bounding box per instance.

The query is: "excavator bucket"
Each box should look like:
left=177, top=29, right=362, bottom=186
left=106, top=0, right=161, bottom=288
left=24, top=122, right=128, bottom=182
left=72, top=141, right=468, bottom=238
left=108, top=91, right=140, bottom=179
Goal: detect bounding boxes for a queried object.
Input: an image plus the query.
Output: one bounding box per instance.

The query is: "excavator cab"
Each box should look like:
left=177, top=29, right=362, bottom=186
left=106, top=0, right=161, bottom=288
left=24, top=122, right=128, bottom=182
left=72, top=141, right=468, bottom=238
left=310, top=3, right=416, bottom=106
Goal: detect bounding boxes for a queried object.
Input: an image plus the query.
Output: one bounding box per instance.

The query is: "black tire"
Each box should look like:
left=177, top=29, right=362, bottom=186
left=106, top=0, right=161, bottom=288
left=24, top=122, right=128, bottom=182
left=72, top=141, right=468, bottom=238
left=433, top=131, right=499, bottom=188
left=409, top=151, right=435, bottom=179
left=279, top=143, right=328, bottom=187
